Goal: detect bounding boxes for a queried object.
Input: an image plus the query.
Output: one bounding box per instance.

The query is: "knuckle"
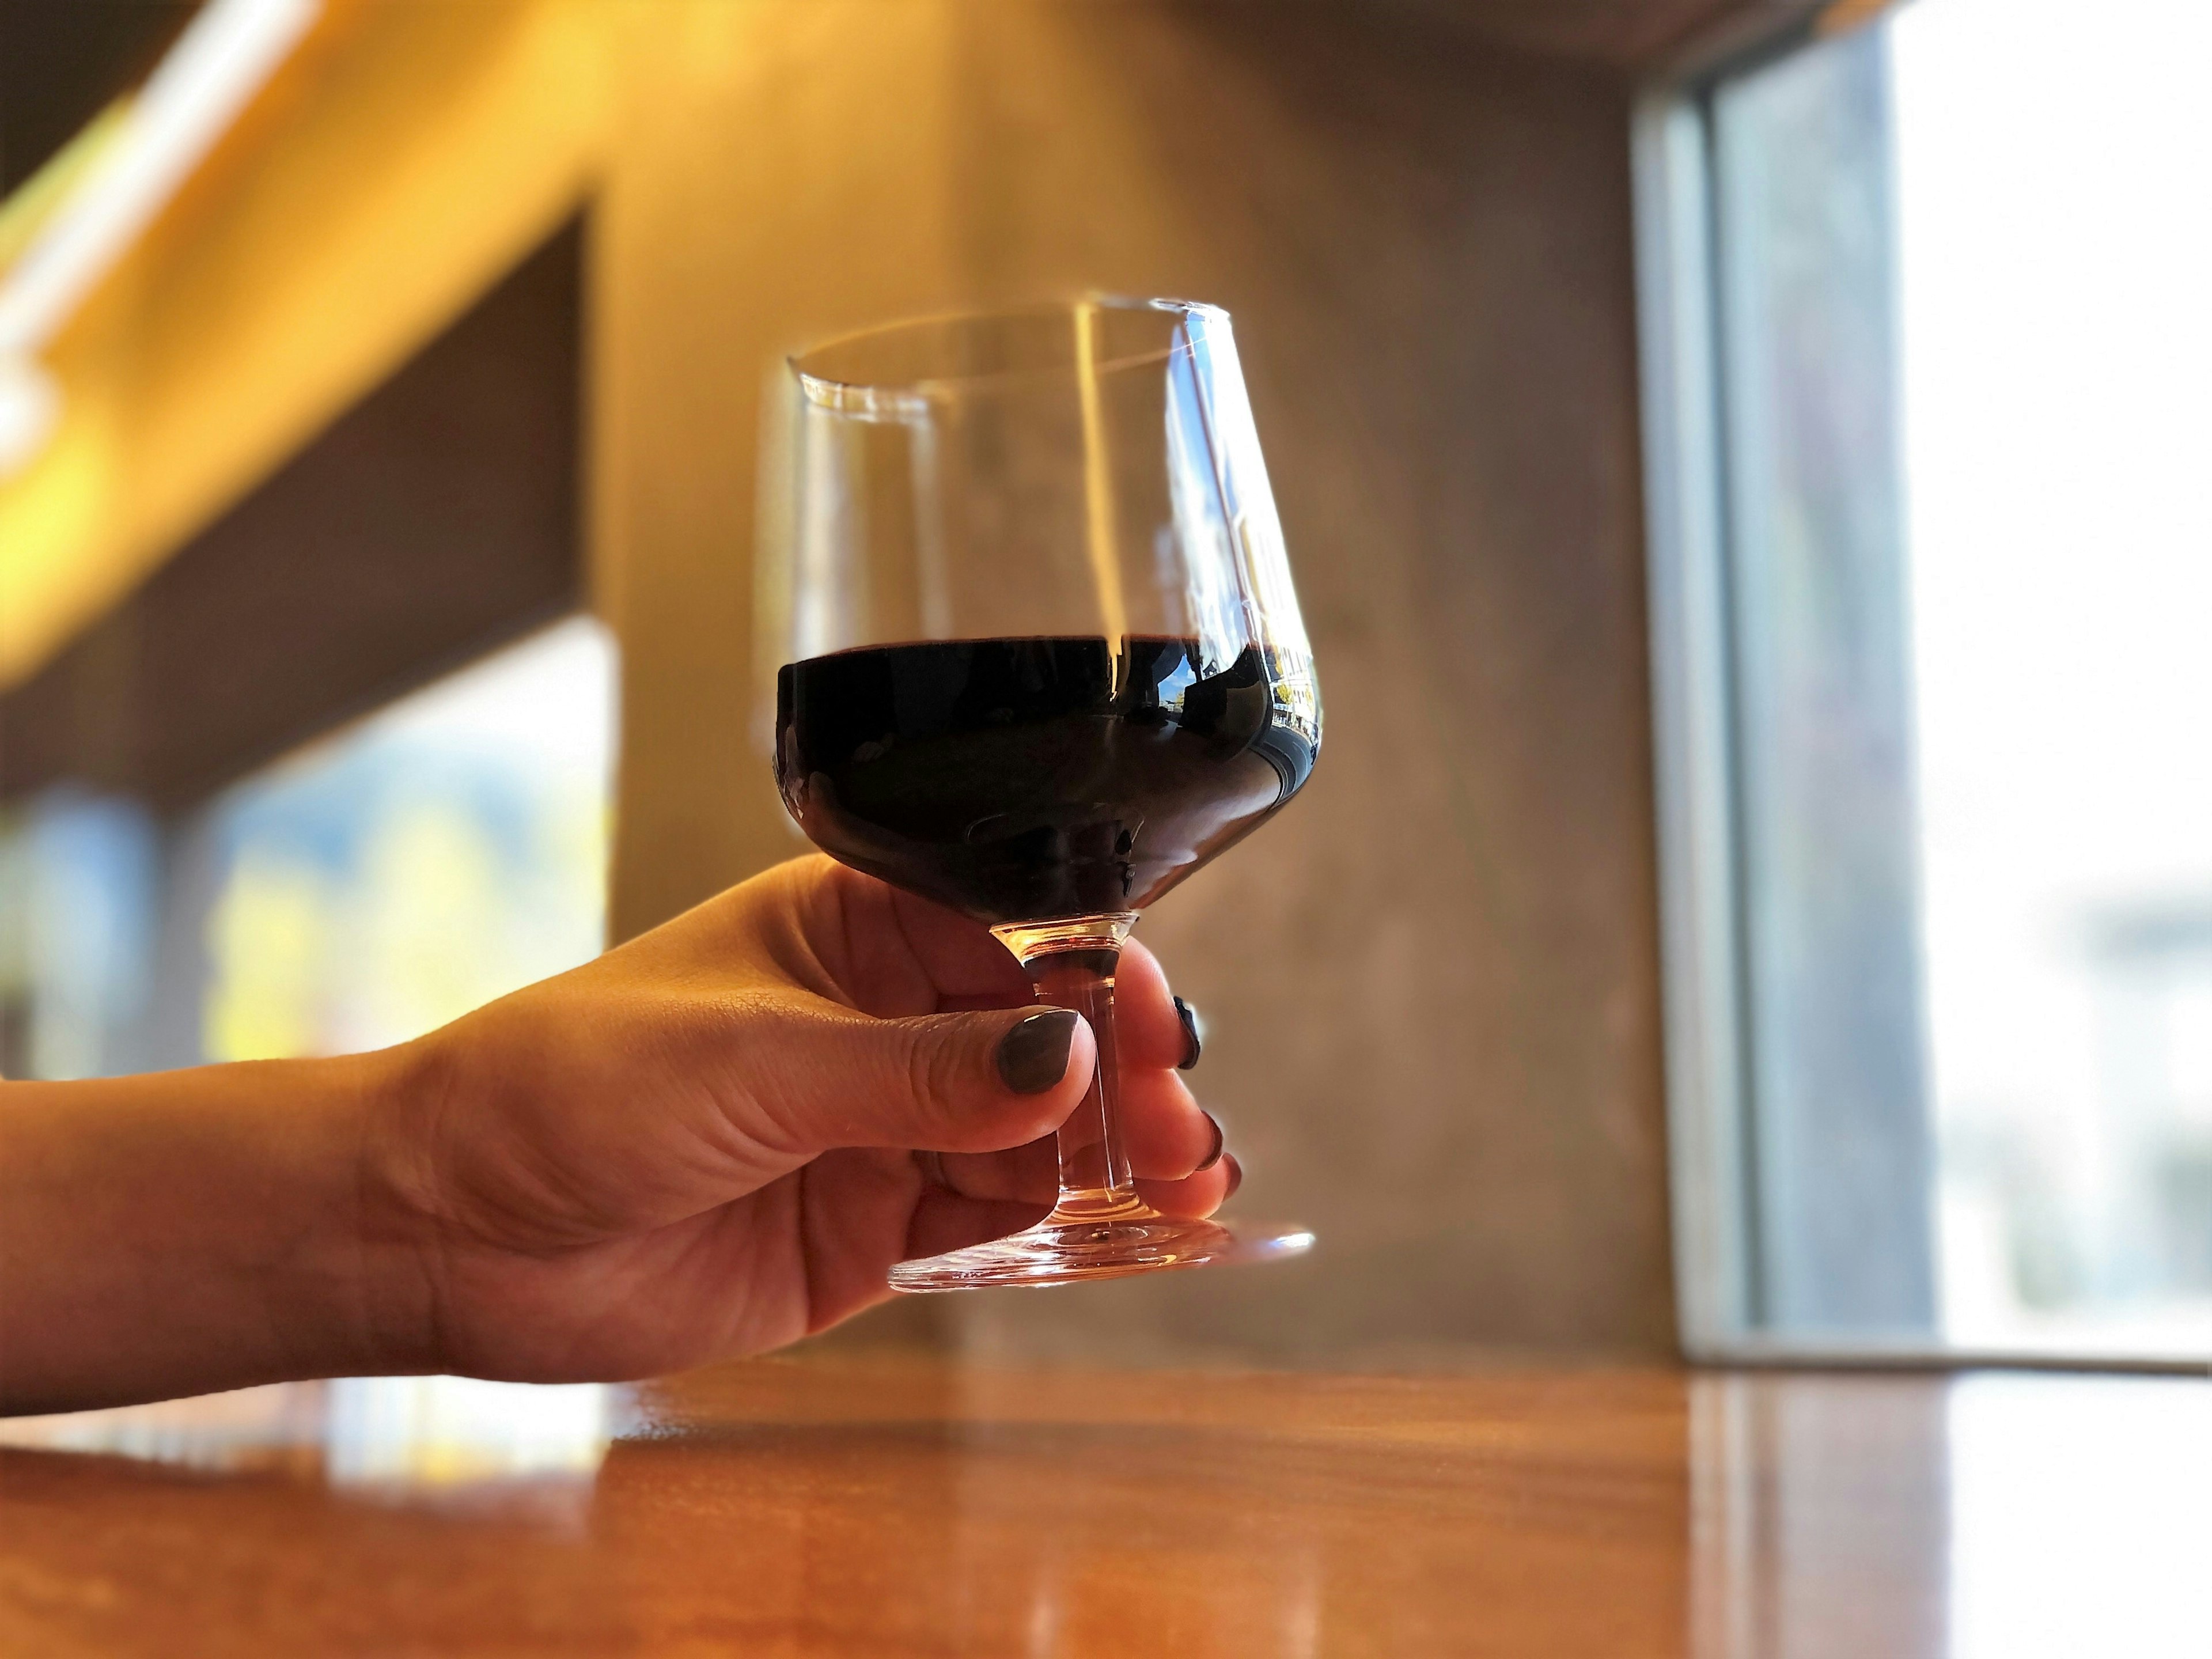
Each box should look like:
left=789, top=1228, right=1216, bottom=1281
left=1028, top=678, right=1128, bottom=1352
left=905, top=1021, right=971, bottom=1134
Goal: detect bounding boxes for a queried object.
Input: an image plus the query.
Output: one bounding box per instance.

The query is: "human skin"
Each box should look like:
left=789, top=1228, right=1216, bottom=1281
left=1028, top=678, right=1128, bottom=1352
left=0, top=856, right=1231, bottom=1415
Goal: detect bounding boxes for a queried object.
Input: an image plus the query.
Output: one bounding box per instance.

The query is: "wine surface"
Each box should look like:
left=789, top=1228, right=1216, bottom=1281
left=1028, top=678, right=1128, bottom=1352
left=775, top=635, right=1319, bottom=924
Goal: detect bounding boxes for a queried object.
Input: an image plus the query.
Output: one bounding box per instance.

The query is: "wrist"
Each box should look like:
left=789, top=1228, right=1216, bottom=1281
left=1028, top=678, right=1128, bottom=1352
left=340, top=1035, right=457, bottom=1379
left=184, top=1046, right=452, bottom=1389
left=0, top=1051, right=443, bottom=1414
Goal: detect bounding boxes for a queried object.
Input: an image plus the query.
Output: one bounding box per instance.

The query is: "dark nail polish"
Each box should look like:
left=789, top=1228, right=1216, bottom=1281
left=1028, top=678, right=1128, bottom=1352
left=1173, top=995, right=1204, bottom=1070
left=1221, top=1152, right=1244, bottom=1200
left=1194, top=1110, right=1226, bottom=1172
left=997, top=1010, right=1080, bottom=1094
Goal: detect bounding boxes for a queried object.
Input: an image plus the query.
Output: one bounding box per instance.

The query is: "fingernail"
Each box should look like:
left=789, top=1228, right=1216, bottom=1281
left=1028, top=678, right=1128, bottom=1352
left=997, top=1010, right=1081, bottom=1094
left=1222, top=1152, right=1244, bottom=1200
left=1173, top=995, right=1204, bottom=1070
left=1194, top=1110, right=1226, bottom=1172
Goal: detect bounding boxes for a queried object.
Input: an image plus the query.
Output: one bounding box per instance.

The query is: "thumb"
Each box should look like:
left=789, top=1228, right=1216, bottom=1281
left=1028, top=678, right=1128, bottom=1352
left=743, top=1003, right=1094, bottom=1160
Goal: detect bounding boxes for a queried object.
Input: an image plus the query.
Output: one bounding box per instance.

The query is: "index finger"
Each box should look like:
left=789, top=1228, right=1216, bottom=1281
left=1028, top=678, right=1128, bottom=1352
left=815, top=859, right=1195, bottom=1048
left=882, top=883, right=1032, bottom=1007
left=887, top=880, right=1194, bottom=1046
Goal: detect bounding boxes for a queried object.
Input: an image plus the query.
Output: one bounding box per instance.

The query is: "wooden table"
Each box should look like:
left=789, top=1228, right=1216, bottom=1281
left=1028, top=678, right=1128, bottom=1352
left=1, top=1356, right=2205, bottom=1654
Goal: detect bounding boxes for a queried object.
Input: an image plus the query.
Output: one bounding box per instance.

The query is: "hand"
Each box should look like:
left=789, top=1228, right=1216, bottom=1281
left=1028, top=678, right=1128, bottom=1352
left=0, top=855, right=1229, bottom=1414
left=365, top=854, right=1230, bottom=1381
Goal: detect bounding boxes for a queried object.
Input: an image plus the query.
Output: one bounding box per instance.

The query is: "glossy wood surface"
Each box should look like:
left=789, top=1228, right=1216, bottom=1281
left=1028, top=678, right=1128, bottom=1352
left=2, top=1356, right=2204, bottom=1656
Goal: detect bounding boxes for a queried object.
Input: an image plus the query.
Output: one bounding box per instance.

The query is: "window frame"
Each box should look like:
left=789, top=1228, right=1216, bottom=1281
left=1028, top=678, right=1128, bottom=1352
left=1633, top=15, right=2212, bottom=1375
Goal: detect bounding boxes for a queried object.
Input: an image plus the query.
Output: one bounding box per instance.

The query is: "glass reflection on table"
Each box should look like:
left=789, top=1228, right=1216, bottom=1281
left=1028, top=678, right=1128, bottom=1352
left=0, top=1377, right=613, bottom=1504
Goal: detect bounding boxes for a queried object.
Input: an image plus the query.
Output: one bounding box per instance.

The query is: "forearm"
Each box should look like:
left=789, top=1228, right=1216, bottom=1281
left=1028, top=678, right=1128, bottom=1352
left=0, top=1051, right=435, bottom=1415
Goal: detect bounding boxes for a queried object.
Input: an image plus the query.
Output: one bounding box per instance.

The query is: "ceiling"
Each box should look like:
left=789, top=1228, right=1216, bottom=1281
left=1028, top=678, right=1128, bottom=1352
left=0, top=0, right=1821, bottom=204
left=1257, top=0, right=1824, bottom=71
left=1, top=1, right=198, bottom=192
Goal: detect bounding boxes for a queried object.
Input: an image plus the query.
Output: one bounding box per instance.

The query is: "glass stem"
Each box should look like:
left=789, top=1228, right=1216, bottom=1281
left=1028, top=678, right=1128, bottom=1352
left=992, top=914, right=1149, bottom=1225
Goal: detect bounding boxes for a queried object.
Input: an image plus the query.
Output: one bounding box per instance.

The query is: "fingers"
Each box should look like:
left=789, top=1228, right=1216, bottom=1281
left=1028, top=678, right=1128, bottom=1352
left=812, top=859, right=1025, bottom=1010
left=741, top=858, right=1029, bottom=1018
left=1110, top=940, right=1198, bottom=1071
left=906, top=1187, right=1052, bottom=1263
left=882, top=881, right=1031, bottom=1002
left=893, top=1158, right=1235, bottom=1293
left=1138, top=1158, right=1236, bottom=1218
left=1113, top=1066, right=1224, bottom=1175
left=723, top=859, right=1222, bottom=1187
left=736, top=1001, right=1097, bottom=1163
left=798, top=858, right=1202, bottom=1050
left=929, top=1135, right=1058, bottom=1204
left=928, top=1069, right=1224, bottom=1203
left=919, top=1144, right=1236, bottom=1219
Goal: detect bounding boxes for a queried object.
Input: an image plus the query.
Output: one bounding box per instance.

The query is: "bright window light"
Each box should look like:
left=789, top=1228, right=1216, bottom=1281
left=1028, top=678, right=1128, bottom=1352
left=200, top=615, right=618, bottom=1061
left=0, top=616, right=618, bottom=1079
left=1894, top=0, right=2212, bottom=1353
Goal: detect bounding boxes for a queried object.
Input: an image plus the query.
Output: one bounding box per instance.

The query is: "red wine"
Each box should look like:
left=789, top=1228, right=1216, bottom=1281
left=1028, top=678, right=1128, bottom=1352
left=775, top=636, right=1319, bottom=924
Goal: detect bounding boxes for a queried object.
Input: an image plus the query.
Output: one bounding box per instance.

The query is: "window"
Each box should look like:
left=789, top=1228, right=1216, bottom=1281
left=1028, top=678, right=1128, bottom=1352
left=1639, top=0, right=2212, bottom=1361
left=1, top=616, right=617, bottom=1078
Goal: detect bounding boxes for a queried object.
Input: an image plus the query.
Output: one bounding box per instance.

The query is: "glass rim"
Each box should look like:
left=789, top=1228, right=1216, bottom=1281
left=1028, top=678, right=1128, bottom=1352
left=789, top=294, right=1228, bottom=408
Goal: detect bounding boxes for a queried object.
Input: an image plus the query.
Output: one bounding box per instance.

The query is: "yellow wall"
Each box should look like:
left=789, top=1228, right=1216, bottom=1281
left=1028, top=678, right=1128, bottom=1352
left=0, top=0, right=605, bottom=687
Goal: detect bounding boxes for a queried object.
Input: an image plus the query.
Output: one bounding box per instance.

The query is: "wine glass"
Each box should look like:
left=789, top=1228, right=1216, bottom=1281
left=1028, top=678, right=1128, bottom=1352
left=763, top=296, right=1320, bottom=1290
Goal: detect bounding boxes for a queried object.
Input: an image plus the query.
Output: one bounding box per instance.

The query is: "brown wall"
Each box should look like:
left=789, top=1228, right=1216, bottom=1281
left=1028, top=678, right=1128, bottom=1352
left=1, top=224, right=582, bottom=811
left=595, top=1, right=1675, bottom=1358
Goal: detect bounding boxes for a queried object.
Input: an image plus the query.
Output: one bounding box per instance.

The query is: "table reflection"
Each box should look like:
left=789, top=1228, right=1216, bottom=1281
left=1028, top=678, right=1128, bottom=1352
left=0, top=1361, right=2202, bottom=1656
left=589, top=1364, right=1346, bottom=1657
left=1689, top=1369, right=2211, bottom=1659
left=1944, top=1373, right=2210, bottom=1658
left=0, top=1376, right=612, bottom=1496
left=1690, top=1373, right=1949, bottom=1658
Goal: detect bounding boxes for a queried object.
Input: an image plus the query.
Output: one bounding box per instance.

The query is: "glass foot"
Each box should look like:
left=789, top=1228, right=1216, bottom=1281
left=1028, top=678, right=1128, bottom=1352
left=888, top=1211, right=1314, bottom=1292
